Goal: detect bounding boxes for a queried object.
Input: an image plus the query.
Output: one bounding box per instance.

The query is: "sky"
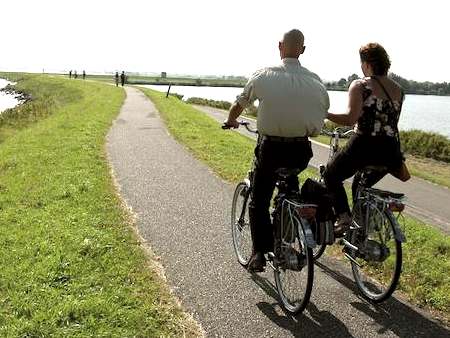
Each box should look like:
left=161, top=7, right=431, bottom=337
left=1, top=0, right=449, bottom=83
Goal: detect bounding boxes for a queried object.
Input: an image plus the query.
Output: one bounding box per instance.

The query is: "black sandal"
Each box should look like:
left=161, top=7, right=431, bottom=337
left=247, top=252, right=266, bottom=273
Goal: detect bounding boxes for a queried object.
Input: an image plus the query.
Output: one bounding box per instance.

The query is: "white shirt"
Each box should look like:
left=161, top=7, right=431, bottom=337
left=236, top=58, right=329, bottom=137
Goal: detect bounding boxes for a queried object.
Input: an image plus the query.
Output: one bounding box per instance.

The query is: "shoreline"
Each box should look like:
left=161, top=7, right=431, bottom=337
left=0, top=80, right=31, bottom=113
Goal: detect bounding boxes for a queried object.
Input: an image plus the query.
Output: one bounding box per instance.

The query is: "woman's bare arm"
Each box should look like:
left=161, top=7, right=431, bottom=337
left=327, top=80, right=364, bottom=126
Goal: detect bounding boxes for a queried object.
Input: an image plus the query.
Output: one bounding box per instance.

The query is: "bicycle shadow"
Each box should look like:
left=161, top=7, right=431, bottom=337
left=250, top=273, right=354, bottom=337
left=314, top=261, right=449, bottom=338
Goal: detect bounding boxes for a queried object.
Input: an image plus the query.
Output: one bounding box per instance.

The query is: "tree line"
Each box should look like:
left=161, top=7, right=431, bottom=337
left=325, top=73, right=450, bottom=96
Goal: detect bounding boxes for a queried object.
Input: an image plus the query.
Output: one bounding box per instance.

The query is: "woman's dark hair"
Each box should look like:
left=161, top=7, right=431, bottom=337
left=359, top=43, right=391, bottom=76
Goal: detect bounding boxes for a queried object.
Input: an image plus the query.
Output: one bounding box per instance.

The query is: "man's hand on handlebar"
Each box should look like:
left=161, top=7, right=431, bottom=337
left=221, top=119, right=257, bottom=134
left=222, top=119, right=240, bottom=129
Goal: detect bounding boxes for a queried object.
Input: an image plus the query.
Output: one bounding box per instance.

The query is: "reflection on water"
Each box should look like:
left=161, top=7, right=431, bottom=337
left=0, top=78, right=20, bottom=113
left=142, top=84, right=450, bottom=137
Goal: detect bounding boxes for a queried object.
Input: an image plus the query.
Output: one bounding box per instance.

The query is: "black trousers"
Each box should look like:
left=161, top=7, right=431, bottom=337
left=249, top=137, right=312, bottom=253
left=323, top=134, right=402, bottom=215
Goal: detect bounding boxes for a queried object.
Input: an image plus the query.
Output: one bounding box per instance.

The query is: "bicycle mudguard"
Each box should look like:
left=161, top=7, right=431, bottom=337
left=385, top=211, right=407, bottom=243
left=297, top=218, right=317, bottom=248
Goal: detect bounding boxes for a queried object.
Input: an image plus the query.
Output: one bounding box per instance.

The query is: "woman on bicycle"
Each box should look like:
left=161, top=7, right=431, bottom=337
left=323, top=42, right=405, bottom=235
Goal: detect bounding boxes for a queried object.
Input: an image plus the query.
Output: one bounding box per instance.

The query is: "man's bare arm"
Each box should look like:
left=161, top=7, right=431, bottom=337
left=225, top=102, right=245, bottom=128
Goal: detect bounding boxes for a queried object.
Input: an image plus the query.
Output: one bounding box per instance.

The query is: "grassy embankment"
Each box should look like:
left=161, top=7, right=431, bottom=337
left=140, top=87, right=449, bottom=322
left=0, top=74, right=200, bottom=337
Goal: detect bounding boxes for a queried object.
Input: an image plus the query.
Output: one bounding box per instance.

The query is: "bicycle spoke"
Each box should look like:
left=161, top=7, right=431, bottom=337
left=350, top=206, right=402, bottom=302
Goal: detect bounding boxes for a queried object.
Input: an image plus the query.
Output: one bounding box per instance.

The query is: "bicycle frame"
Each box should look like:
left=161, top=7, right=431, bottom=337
left=227, top=120, right=318, bottom=254
left=319, top=127, right=407, bottom=249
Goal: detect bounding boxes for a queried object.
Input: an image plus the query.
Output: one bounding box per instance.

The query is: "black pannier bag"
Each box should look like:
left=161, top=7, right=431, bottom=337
left=300, top=178, right=335, bottom=245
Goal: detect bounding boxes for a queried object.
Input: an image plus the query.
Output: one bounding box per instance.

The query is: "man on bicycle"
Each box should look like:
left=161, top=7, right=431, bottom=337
left=225, top=29, right=329, bottom=272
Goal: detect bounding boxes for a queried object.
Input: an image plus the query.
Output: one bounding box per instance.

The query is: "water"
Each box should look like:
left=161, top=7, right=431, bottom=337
left=143, top=84, right=450, bottom=138
left=143, top=85, right=242, bottom=103
left=0, top=79, right=20, bottom=113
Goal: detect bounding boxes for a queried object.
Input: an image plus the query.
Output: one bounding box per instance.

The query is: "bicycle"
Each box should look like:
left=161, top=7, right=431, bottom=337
left=224, top=121, right=317, bottom=314
left=313, top=128, right=407, bottom=302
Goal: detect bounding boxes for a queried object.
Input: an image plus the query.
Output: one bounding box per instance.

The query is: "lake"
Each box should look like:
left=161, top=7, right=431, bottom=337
left=142, top=85, right=450, bottom=138
left=0, top=78, right=20, bottom=113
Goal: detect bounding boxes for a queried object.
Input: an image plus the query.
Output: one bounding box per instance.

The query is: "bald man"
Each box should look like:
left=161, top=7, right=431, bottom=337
left=225, top=29, right=329, bottom=272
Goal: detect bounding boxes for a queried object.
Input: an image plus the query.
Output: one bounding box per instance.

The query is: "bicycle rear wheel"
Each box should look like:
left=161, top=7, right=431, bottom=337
left=312, top=241, right=326, bottom=260
left=274, top=208, right=314, bottom=314
left=349, top=206, right=402, bottom=302
left=231, top=182, right=253, bottom=267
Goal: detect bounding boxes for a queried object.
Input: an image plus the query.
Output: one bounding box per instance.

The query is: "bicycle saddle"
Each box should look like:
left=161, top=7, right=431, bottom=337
left=276, top=168, right=301, bottom=178
left=364, top=187, right=405, bottom=200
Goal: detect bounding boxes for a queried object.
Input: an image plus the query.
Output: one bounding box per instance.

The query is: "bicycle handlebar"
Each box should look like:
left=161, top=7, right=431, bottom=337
left=222, top=120, right=258, bottom=134
left=321, top=128, right=355, bottom=138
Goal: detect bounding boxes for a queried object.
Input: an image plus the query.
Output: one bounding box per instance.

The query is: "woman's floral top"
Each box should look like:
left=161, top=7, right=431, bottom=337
left=355, top=77, right=404, bottom=137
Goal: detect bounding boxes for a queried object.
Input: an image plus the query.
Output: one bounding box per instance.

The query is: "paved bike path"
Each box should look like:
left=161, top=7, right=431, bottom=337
left=193, top=105, right=450, bottom=235
left=107, top=87, right=448, bottom=338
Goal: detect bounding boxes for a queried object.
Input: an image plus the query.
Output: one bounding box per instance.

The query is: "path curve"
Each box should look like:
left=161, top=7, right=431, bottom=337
left=107, top=87, right=449, bottom=337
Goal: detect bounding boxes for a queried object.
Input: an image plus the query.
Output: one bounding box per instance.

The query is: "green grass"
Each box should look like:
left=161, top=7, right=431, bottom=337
left=400, top=219, right=450, bottom=313
left=140, top=87, right=450, bottom=321
left=406, top=155, right=450, bottom=187
left=0, top=74, right=200, bottom=337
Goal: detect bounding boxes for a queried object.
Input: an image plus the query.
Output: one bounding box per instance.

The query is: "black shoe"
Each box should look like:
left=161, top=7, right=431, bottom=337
left=247, top=252, right=266, bottom=273
left=334, top=213, right=351, bottom=237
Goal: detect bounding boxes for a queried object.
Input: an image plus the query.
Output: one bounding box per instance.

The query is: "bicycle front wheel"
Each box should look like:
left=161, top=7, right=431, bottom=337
left=312, top=221, right=330, bottom=260
left=231, top=182, right=253, bottom=267
left=274, top=210, right=314, bottom=314
left=349, top=206, right=402, bottom=302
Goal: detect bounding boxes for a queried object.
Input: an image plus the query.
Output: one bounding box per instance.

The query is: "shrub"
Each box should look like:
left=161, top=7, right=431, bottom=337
left=169, top=92, right=184, bottom=100
left=185, top=97, right=231, bottom=110
left=400, top=130, right=450, bottom=163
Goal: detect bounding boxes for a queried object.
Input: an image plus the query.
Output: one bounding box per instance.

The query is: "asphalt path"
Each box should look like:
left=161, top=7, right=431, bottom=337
left=107, top=87, right=449, bottom=338
left=193, top=105, right=450, bottom=235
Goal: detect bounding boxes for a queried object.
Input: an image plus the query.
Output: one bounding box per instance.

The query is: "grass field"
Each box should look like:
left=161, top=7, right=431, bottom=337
left=140, top=87, right=449, bottom=322
left=0, top=74, right=200, bottom=337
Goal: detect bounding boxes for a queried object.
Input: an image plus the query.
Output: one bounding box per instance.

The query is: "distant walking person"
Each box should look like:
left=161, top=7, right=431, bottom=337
left=82, top=70, right=86, bottom=80
left=120, top=71, right=126, bottom=86
left=69, top=70, right=72, bottom=78
left=74, top=70, right=78, bottom=79
left=115, top=72, right=119, bottom=87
